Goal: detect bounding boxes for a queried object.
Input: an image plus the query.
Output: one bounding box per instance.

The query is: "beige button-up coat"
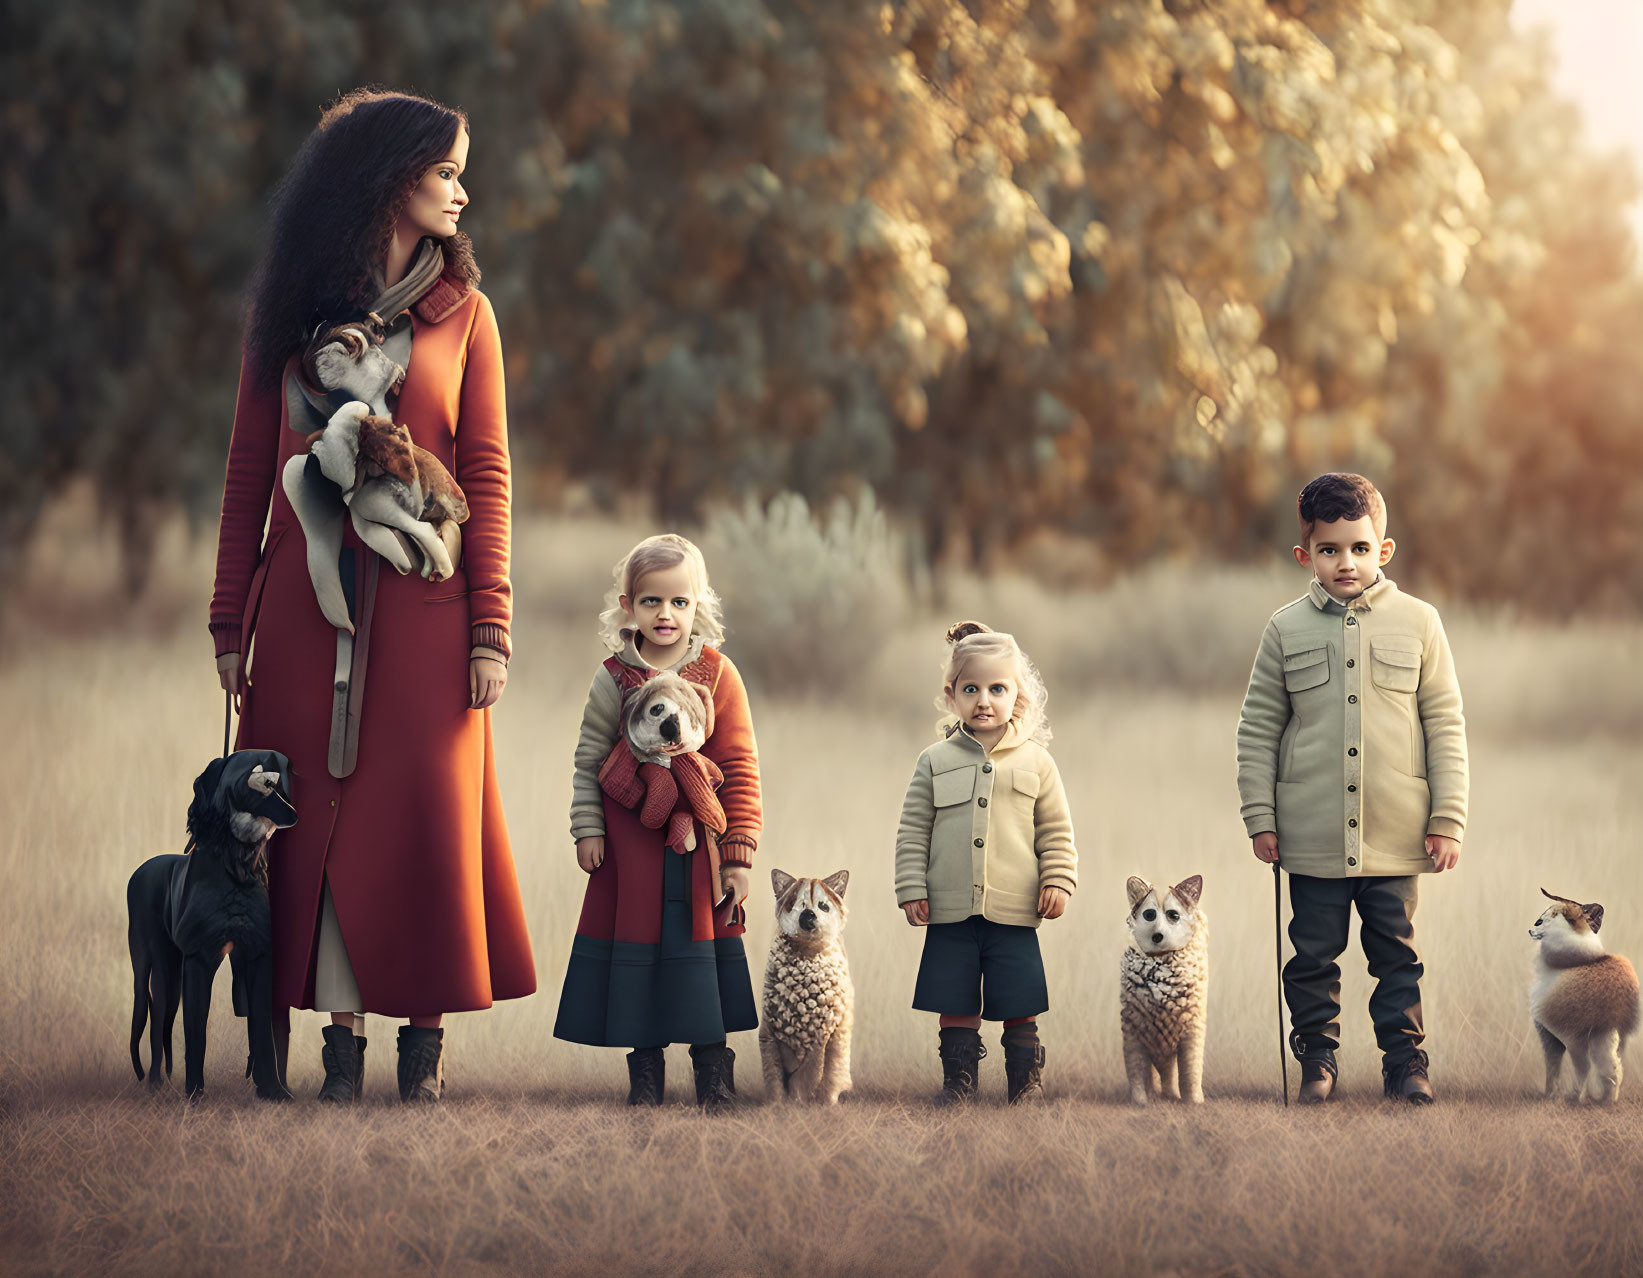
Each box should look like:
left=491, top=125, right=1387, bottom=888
left=1236, top=576, right=1468, bottom=877
left=895, top=721, right=1078, bottom=927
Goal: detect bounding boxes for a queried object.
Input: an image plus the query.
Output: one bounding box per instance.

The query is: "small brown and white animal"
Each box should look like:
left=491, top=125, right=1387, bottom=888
left=760, top=869, right=853, bottom=1104
left=281, top=323, right=469, bottom=631
left=1119, top=874, right=1208, bottom=1106
left=1529, top=887, right=1639, bottom=1104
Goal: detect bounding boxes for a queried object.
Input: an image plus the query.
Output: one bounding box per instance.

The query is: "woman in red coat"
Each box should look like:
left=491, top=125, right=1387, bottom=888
left=210, top=89, right=535, bottom=1103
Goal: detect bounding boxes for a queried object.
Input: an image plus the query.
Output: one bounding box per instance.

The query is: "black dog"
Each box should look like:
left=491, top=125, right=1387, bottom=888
left=127, top=750, right=297, bottom=1100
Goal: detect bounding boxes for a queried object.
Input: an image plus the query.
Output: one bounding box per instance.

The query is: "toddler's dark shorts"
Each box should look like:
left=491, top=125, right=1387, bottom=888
left=912, top=914, right=1049, bottom=1020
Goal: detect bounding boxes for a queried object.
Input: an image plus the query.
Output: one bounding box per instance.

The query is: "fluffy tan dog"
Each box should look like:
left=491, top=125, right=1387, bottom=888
left=760, top=869, right=853, bottom=1104
left=1530, top=888, right=1640, bottom=1103
left=1119, top=874, right=1209, bottom=1106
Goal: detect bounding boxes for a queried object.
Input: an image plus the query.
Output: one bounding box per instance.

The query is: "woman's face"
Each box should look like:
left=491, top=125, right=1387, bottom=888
left=399, top=127, right=470, bottom=240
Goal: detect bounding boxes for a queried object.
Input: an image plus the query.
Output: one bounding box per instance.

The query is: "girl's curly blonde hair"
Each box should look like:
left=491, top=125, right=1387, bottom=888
left=933, top=620, right=1052, bottom=744
left=597, top=533, right=727, bottom=653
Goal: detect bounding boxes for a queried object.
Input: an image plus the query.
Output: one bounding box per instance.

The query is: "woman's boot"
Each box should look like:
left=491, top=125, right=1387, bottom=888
left=935, top=1027, right=985, bottom=1106
left=396, top=1025, right=444, bottom=1102
left=317, top=1024, right=363, bottom=1104
left=1001, top=1022, right=1045, bottom=1104
left=625, top=1047, right=666, bottom=1106
left=689, top=1042, right=737, bottom=1113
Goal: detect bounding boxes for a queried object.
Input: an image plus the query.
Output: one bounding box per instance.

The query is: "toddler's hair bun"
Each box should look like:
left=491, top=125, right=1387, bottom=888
left=945, top=620, right=992, bottom=646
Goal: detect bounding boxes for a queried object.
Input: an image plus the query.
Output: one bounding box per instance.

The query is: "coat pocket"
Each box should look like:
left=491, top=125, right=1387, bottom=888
left=1012, top=769, right=1041, bottom=799
left=1370, top=638, right=1421, bottom=693
left=931, top=764, right=978, bottom=808
left=1282, top=646, right=1330, bottom=693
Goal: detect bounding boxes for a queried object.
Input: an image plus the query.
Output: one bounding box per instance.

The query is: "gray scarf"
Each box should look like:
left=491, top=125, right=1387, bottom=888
left=285, top=238, right=445, bottom=431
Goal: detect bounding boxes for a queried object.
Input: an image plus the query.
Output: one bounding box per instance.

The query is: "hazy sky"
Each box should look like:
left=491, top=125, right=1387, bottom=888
left=1511, top=0, right=1643, bottom=246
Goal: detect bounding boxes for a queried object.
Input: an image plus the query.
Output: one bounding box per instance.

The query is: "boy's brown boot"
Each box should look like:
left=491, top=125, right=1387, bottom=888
left=1383, top=1049, right=1434, bottom=1105
left=935, top=1027, right=985, bottom=1106
left=1001, top=1022, right=1045, bottom=1104
left=1295, top=1044, right=1337, bottom=1104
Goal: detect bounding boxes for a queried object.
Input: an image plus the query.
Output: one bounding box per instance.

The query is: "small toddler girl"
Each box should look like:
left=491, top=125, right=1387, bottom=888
left=894, top=621, right=1077, bottom=1104
left=553, top=533, right=762, bottom=1110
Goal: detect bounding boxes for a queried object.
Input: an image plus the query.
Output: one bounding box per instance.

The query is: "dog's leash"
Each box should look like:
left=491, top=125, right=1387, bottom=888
left=223, top=689, right=233, bottom=759
left=1274, top=862, right=1288, bottom=1108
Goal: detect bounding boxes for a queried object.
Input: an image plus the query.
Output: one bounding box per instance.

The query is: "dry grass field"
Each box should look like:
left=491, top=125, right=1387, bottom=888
left=3, top=508, right=1641, bottom=1276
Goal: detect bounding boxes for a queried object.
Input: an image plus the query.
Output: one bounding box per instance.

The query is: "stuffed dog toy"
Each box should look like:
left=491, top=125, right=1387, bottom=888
left=127, top=751, right=297, bottom=1101
left=281, top=322, right=470, bottom=632
left=599, top=672, right=722, bottom=855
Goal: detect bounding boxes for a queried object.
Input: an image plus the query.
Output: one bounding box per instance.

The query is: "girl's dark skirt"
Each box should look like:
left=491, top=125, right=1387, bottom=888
left=555, top=798, right=756, bottom=1048
left=912, top=914, right=1049, bottom=1021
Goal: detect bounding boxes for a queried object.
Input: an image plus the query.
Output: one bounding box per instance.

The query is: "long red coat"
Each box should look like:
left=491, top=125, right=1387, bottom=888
left=209, top=279, right=536, bottom=1017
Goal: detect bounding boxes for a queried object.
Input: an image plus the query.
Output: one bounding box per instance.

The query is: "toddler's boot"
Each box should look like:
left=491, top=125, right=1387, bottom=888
left=625, top=1047, right=666, bottom=1107
left=935, top=1027, right=985, bottom=1106
left=317, top=1024, right=364, bottom=1104
left=1382, top=1049, right=1434, bottom=1105
left=1001, top=1022, right=1045, bottom=1104
left=396, top=1025, right=444, bottom=1102
left=690, top=1042, right=737, bottom=1113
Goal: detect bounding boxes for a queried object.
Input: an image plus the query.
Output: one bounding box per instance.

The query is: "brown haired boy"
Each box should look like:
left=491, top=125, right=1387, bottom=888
left=1236, top=473, right=1468, bottom=1104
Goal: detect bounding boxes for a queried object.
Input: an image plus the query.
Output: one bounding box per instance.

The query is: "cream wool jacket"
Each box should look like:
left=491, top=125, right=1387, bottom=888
left=895, top=720, right=1078, bottom=928
left=1236, top=576, right=1468, bottom=878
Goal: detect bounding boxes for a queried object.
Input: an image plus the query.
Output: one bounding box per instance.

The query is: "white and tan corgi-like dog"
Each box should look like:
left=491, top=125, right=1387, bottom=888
left=1529, top=888, right=1639, bottom=1104
left=760, top=869, right=853, bottom=1104
left=1120, top=874, right=1209, bottom=1106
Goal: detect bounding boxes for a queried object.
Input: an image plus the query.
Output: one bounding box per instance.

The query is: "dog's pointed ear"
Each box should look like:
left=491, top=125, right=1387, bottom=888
left=1126, top=876, right=1151, bottom=910
left=1541, top=887, right=1578, bottom=908
left=1171, top=875, right=1203, bottom=910
left=1583, top=902, right=1604, bottom=933
left=771, top=868, right=796, bottom=898
left=823, top=870, right=849, bottom=898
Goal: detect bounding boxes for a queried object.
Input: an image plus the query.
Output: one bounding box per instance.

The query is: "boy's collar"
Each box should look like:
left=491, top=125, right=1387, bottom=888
left=1306, top=572, right=1394, bottom=613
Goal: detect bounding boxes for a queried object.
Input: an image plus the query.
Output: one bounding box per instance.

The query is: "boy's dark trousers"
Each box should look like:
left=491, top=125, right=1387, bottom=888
left=1284, top=873, right=1424, bottom=1069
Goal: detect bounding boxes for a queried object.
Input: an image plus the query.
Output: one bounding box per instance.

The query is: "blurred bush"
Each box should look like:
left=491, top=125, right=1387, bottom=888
left=5, top=0, right=1642, bottom=614
left=700, top=489, right=905, bottom=697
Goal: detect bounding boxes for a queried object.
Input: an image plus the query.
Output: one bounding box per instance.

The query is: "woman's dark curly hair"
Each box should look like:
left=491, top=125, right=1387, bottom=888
left=242, top=87, right=481, bottom=391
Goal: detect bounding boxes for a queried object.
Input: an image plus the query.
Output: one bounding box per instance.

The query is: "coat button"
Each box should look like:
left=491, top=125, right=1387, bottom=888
left=974, top=838, right=984, bottom=848
left=1348, top=819, right=1358, bottom=828
left=1348, top=694, right=1358, bottom=704
left=1347, top=659, right=1355, bottom=668
left=978, top=797, right=988, bottom=807
left=1348, top=784, right=1357, bottom=792
left=1348, top=857, right=1357, bottom=867
left=1348, top=748, right=1358, bottom=757
left=1346, top=617, right=1357, bottom=626
left=982, top=763, right=993, bottom=773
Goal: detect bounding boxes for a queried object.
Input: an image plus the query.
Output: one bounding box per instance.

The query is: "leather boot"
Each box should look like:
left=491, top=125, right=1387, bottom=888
left=1383, top=1049, right=1435, bottom=1105
left=1296, top=1044, right=1337, bottom=1104
left=625, top=1047, right=666, bottom=1107
left=689, top=1042, right=737, bottom=1113
left=1001, top=1022, right=1045, bottom=1104
left=317, top=1024, right=362, bottom=1104
left=396, top=1025, right=444, bottom=1103
left=936, top=1027, right=985, bottom=1106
